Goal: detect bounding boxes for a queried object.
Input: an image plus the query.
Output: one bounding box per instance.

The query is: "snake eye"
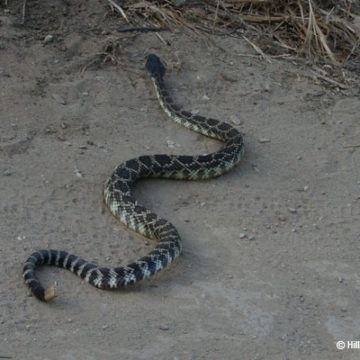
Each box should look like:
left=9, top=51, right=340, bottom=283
left=146, top=54, right=166, bottom=78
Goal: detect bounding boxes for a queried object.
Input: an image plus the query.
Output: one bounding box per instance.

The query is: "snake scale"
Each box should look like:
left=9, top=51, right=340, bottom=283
left=23, top=54, right=245, bottom=302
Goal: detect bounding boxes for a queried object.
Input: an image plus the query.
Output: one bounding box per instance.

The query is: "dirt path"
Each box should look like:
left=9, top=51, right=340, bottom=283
left=1, top=1, right=360, bottom=359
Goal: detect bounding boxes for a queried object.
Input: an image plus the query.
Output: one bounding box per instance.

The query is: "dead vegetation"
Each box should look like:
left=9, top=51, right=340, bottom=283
left=111, top=0, right=360, bottom=66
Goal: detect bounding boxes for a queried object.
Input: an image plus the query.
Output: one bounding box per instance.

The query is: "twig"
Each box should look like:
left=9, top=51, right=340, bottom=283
left=107, top=0, right=129, bottom=23
left=242, top=35, right=272, bottom=63
left=270, top=54, right=292, bottom=59
left=311, top=71, right=348, bottom=89
left=343, top=144, right=360, bottom=148
left=304, top=0, right=339, bottom=65
left=345, top=38, right=360, bottom=63
left=21, top=0, right=27, bottom=24
left=213, top=0, right=220, bottom=30
left=116, top=26, right=164, bottom=33
left=234, top=53, right=262, bottom=58
left=155, top=33, right=170, bottom=46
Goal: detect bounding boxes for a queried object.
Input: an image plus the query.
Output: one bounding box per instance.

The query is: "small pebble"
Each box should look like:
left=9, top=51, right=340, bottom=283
left=239, top=233, right=246, bottom=239
left=82, top=92, right=89, bottom=96
left=159, top=324, right=169, bottom=331
left=3, top=169, right=12, bottom=176
left=75, top=169, right=82, bottom=178
left=202, top=94, right=210, bottom=101
left=44, top=34, right=54, bottom=44
left=200, top=201, right=206, bottom=207
left=264, top=82, right=270, bottom=92
left=288, top=207, right=297, bottom=214
left=67, top=318, right=73, bottom=323
left=249, top=236, right=256, bottom=241
left=258, top=138, right=271, bottom=143
left=230, top=115, right=242, bottom=125
left=52, top=93, right=66, bottom=105
left=303, top=185, right=310, bottom=192
left=166, top=140, right=175, bottom=148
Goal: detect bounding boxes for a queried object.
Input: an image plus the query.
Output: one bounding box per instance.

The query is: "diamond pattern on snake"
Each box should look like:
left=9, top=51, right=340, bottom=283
left=23, top=54, right=245, bottom=302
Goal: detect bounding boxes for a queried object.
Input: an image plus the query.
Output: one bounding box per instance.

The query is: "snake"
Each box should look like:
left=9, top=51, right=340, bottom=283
left=23, top=54, right=245, bottom=302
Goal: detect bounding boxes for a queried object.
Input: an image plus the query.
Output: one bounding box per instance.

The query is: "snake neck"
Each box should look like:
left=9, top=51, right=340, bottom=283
left=151, top=76, right=243, bottom=147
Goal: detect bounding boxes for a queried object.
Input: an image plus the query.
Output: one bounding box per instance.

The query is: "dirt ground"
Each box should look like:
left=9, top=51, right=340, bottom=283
left=1, top=0, right=360, bottom=359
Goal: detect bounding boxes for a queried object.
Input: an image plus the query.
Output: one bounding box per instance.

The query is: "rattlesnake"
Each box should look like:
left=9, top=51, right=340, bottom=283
left=23, top=54, right=245, bottom=302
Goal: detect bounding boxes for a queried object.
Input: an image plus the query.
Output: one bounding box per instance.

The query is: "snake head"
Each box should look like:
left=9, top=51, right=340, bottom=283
left=146, top=54, right=166, bottom=79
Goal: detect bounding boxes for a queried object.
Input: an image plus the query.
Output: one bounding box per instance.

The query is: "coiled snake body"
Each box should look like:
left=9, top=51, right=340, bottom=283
left=23, top=54, right=244, bottom=302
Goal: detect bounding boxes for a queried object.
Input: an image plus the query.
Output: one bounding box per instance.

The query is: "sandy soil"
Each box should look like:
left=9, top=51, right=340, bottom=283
left=1, top=0, right=360, bottom=359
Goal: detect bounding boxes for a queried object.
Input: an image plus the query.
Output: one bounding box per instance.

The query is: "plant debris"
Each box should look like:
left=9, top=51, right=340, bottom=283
left=113, top=0, right=360, bottom=65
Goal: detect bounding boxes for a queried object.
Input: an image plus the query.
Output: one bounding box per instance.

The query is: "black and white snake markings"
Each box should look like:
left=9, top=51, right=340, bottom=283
left=23, top=54, right=244, bottom=302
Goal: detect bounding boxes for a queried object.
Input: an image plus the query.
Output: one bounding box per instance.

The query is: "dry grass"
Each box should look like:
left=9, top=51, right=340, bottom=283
left=116, top=0, right=360, bottom=65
